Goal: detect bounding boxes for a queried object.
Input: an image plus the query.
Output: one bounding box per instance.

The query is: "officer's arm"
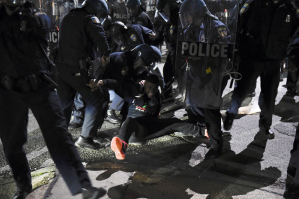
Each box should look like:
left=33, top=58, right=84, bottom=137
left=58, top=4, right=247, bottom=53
left=146, top=16, right=155, bottom=32
left=140, top=25, right=156, bottom=40
left=85, top=16, right=111, bottom=56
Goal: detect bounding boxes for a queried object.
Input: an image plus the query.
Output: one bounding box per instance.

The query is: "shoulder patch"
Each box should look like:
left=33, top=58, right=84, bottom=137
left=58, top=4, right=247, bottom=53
left=137, top=21, right=143, bottom=25
left=240, top=3, right=249, bottom=15
left=91, top=16, right=100, bottom=24
left=170, top=25, right=174, bottom=35
left=217, top=27, right=228, bottom=38
left=130, top=34, right=137, bottom=42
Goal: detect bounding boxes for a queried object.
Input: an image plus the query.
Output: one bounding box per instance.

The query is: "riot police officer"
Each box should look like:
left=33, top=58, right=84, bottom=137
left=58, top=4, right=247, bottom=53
left=110, top=0, right=129, bottom=23
left=126, top=0, right=154, bottom=31
left=223, top=0, right=299, bottom=138
left=155, top=0, right=181, bottom=98
left=55, top=0, right=111, bottom=149
left=100, top=44, right=162, bottom=120
left=0, top=0, right=106, bottom=198
left=179, top=0, right=231, bottom=159
left=109, top=21, right=156, bottom=50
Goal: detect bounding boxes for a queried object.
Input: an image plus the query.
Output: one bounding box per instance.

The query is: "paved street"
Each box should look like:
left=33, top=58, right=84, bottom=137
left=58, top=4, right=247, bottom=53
left=0, top=52, right=298, bottom=198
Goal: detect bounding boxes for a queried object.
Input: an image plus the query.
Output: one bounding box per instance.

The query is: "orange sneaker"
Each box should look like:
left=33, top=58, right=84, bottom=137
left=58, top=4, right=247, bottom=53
left=111, top=137, right=128, bottom=160
left=204, top=128, right=209, bottom=139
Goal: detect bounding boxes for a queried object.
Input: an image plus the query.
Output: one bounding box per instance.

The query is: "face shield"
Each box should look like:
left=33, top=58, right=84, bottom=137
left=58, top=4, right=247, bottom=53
left=127, top=5, right=140, bottom=17
left=179, top=0, right=210, bottom=29
left=96, top=4, right=108, bottom=23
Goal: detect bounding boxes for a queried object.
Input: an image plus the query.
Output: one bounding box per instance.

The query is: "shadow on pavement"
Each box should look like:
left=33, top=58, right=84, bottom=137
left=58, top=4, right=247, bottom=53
left=86, top=130, right=281, bottom=198
left=274, top=95, right=299, bottom=122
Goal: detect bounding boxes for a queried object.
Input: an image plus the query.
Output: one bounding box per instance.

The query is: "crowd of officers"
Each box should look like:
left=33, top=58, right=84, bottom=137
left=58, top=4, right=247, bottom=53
left=1, top=0, right=299, bottom=198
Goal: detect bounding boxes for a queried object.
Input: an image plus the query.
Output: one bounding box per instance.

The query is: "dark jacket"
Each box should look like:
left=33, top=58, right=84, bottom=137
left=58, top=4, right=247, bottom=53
left=238, top=0, right=299, bottom=61
left=102, top=51, right=149, bottom=97
left=123, top=24, right=154, bottom=49
left=57, top=8, right=111, bottom=64
left=128, top=11, right=154, bottom=31
left=0, top=3, right=51, bottom=78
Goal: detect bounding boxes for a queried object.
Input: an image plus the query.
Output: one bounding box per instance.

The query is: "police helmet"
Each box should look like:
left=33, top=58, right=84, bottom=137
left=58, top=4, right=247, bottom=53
left=102, top=15, right=112, bottom=31
left=221, top=0, right=238, bottom=8
left=179, top=0, right=213, bottom=29
left=126, top=0, right=141, bottom=7
left=131, top=44, right=161, bottom=67
left=2, top=0, right=26, bottom=6
left=84, top=0, right=108, bottom=20
left=110, top=21, right=128, bottom=38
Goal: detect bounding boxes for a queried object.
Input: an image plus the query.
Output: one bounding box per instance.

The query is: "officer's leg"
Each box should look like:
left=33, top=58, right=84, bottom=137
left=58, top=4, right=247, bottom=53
left=56, top=75, right=77, bottom=126
left=107, top=91, right=123, bottom=124
left=286, top=70, right=298, bottom=96
left=258, top=59, right=280, bottom=131
left=70, top=93, right=86, bottom=127
left=204, top=108, right=223, bottom=151
left=224, top=61, right=261, bottom=131
left=228, top=61, right=260, bottom=115
left=28, top=88, right=91, bottom=195
left=79, top=86, right=109, bottom=138
left=0, top=89, right=32, bottom=193
left=163, top=53, right=174, bottom=86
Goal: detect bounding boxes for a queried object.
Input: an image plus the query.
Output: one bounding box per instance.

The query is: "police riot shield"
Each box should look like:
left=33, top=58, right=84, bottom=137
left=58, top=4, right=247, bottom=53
left=110, top=0, right=129, bottom=23
left=175, top=0, right=238, bottom=109
left=42, top=0, right=78, bottom=55
left=141, top=0, right=157, bottom=21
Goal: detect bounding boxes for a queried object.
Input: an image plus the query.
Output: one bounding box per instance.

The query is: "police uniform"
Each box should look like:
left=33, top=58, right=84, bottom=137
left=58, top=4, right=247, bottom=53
left=55, top=7, right=111, bottom=142
left=183, top=14, right=231, bottom=156
left=128, top=11, right=154, bottom=31
left=224, top=0, right=299, bottom=134
left=156, top=0, right=181, bottom=92
left=0, top=2, right=93, bottom=196
left=121, top=24, right=155, bottom=49
left=102, top=44, right=162, bottom=119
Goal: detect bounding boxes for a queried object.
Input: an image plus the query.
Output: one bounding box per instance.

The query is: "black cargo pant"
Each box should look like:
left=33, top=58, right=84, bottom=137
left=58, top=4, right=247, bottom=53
left=286, top=70, right=299, bottom=93
left=188, top=106, right=223, bottom=151
left=0, top=86, right=91, bottom=195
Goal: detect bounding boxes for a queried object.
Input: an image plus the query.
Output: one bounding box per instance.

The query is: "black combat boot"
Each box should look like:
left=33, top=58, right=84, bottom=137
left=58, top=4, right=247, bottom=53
left=106, top=110, right=121, bottom=124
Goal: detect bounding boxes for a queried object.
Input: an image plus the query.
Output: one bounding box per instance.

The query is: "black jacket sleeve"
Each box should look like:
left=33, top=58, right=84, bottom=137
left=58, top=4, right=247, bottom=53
left=84, top=16, right=111, bottom=56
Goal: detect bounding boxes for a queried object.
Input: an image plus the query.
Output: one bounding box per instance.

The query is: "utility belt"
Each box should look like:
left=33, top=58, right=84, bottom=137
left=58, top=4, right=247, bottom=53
left=0, top=73, right=58, bottom=92
left=56, top=56, right=95, bottom=78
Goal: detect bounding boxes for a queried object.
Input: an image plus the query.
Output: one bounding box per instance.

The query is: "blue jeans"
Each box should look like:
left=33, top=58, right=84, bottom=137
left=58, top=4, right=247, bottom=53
left=56, top=63, right=109, bottom=138
left=109, top=90, right=124, bottom=111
